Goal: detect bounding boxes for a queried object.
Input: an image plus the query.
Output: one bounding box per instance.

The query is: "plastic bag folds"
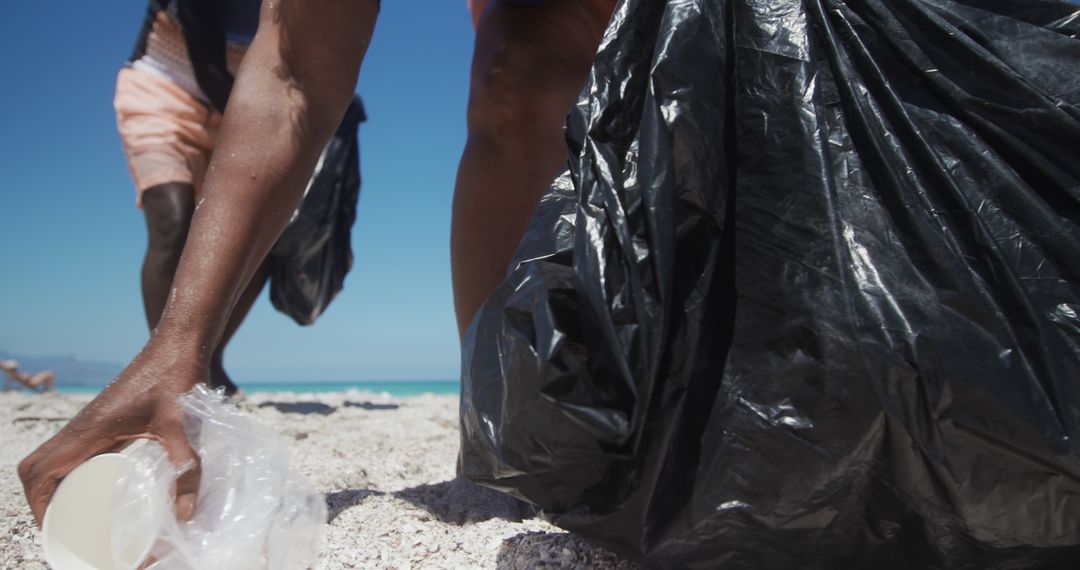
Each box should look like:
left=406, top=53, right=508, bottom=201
left=268, top=96, right=366, bottom=325
left=459, top=0, right=1080, bottom=568
left=115, top=385, right=326, bottom=570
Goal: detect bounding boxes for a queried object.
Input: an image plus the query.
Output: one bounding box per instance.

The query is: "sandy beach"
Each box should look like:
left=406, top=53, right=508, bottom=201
left=0, top=390, right=641, bottom=569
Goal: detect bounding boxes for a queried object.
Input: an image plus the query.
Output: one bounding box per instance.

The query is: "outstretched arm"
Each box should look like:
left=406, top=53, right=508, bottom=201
left=159, top=0, right=378, bottom=361
left=20, top=0, right=379, bottom=525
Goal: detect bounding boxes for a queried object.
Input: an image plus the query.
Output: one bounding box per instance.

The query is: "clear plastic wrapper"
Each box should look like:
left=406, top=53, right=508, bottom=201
left=113, top=385, right=326, bottom=570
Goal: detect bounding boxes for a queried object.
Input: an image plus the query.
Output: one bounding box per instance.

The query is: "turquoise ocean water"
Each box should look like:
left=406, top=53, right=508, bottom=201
left=56, top=380, right=461, bottom=397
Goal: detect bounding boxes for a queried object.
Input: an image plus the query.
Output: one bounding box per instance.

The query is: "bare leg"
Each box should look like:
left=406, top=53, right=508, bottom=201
left=141, top=183, right=196, bottom=330
left=451, top=0, right=617, bottom=337
left=30, top=371, right=55, bottom=392
left=142, top=183, right=265, bottom=394
left=209, top=260, right=270, bottom=394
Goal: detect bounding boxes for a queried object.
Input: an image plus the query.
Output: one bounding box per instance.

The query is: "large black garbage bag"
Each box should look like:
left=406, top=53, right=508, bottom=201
left=268, top=97, right=365, bottom=325
left=459, top=0, right=1080, bottom=567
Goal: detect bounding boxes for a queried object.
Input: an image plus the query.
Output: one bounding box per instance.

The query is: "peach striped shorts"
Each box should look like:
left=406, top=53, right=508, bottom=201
left=114, top=65, right=222, bottom=207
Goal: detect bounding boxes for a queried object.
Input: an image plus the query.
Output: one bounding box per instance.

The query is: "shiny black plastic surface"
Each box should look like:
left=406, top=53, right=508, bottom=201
left=460, top=1, right=1080, bottom=567
left=269, top=97, right=365, bottom=325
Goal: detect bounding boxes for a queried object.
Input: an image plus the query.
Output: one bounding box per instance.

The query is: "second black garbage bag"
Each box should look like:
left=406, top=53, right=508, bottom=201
left=459, top=0, right=1080, bottom=568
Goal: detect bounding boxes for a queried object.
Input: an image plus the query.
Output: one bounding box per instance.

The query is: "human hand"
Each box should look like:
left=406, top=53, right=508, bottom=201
left=18, top=345, right=206, bottom=525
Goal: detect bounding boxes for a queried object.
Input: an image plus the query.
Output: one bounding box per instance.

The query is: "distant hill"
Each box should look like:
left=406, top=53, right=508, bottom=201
left=0, top=350, right=122, bottom=386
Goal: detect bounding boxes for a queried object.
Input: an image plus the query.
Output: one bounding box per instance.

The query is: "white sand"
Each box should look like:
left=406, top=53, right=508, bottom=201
left=0, top=390, right=641, bottom=569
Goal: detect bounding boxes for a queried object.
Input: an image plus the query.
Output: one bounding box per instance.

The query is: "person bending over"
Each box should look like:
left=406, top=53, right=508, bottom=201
left=20, top=0, right=615, bottom=526
left=116, top=0, right=266, bottom=394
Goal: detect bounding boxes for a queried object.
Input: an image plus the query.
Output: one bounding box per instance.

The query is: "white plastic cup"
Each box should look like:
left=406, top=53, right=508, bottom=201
left=42, top=453, right=160, bottom=570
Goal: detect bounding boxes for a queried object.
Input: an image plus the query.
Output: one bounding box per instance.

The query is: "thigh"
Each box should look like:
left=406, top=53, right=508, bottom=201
left=469, top=0, right=616, bottom=33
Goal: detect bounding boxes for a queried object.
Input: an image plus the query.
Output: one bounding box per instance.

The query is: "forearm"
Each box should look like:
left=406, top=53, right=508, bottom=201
left=152, top=0, right=379, bottom=367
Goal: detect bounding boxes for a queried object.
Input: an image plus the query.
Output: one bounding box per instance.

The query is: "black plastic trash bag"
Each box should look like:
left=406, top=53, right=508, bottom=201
left=459, top=0, right=1080, bottom=567
left=268, top=97, right=365, bottom=325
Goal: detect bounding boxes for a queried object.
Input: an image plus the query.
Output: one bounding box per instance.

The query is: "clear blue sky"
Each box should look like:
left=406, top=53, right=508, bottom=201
left=0, top=2, right=477, bottom=381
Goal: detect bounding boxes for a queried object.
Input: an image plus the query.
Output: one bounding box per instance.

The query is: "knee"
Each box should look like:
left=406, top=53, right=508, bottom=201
left=467, top=9, right=606, bottom=139
left=143, top=184, right=195, bottom=254
left=467, top=54, right=569, bottom=142
left=146, top=210, right=192, bottom=256
left=466, top=0, right=617, bottom=134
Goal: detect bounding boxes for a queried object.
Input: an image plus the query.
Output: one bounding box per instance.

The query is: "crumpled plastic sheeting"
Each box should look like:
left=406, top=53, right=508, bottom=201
left=268, top=96, right=365, bottom=325
left=459, top=0, right=1080, bottom=567
left=115, top=385, right=326, bottom=569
